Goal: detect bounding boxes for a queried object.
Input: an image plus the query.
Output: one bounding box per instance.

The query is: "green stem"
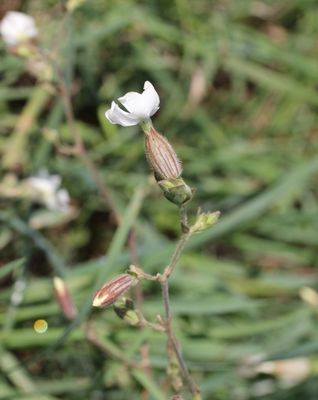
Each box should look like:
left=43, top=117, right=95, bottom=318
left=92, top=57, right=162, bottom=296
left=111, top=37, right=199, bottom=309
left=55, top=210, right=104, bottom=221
left=180, top=204, right=189, bottom=233
left=161, top=280, right=201, bottom=399
left=162, top=230, right=192, bottom=280
left=160, top=206, right=202, bottom=399
left=140, top=119, right=153, bottom=135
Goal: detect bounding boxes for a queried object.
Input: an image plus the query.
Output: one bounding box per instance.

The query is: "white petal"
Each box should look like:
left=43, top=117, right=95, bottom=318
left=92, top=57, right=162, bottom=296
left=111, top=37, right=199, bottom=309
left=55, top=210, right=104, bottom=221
left=143, top=81, right=160, bottom=116
left=27, top=177, right=53, bottom=195
left=56, top=189, right=70, bottom=210
left=105, top=101, right=140, bottom=127
left=25, top=172, right=71, bottom=211
left=118, top=81, right=160, bottom=119
left=118, top=91, right=146, bottom=118
left=48, top=175, right=61, bottom=190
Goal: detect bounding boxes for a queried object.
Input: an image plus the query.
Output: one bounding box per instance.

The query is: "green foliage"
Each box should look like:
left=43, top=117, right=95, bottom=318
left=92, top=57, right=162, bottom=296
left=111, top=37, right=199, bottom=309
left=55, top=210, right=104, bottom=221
left=1, top=0, right=318, bottom=399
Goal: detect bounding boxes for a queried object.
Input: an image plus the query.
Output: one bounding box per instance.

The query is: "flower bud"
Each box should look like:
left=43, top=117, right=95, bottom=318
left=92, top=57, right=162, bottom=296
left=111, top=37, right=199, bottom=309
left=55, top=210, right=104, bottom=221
left=191, top=211, right=220, bottom=233
left=145, top=127, right=182, bottom=180
left=158, top=178, right=193, bottom=205
left=92, top=274, right=136, bottom=308
left=113, top=298, right=140, bottom=326
left=53, top=277, right=78, bottom=320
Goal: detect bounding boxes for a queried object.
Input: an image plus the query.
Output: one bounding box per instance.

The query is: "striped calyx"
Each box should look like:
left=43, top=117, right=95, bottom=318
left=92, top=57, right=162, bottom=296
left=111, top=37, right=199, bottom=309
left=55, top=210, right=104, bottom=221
left=92, top=274, right=136, bottom=308
left=145, top=127, right=182, bottom=180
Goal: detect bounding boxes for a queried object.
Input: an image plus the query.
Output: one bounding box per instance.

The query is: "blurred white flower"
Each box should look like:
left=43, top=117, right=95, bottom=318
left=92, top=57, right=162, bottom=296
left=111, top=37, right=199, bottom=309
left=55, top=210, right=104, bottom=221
left=25, top=171, right=70, bottom=212
left=0, top=11, right=38, bottom=47
left=105, top=81, right=160, bottom=127
left=300, top=286, right=318, bottom=306
left=255, top=358, right=310, bottom=385
left=239, top=354, right=311, bottom=386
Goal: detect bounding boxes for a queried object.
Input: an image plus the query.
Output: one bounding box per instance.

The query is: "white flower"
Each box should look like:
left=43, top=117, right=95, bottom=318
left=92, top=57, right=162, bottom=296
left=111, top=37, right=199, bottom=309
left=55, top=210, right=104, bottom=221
left=0, top=11, right=38, bottom=47
left=25, top=171, right=70, bottom=212
left=105, top=81, right=160, bottom=127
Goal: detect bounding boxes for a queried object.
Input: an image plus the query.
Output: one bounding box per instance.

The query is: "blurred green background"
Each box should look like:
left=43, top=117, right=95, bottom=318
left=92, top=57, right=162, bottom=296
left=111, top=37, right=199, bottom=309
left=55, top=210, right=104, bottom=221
left=1, top=0, right=318, bottom=399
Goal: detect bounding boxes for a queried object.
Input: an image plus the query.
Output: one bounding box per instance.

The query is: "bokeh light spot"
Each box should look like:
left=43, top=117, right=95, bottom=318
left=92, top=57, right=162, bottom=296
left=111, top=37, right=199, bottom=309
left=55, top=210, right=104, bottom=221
left=34, top=319, right=48, bottom=334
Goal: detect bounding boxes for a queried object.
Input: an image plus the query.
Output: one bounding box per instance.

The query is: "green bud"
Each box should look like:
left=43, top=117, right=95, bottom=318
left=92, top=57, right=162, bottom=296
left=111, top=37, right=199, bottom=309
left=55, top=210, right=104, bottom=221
left=158, top=178, right=193, bottom=205
left=191, top=211, right=220, bottom=233
left=113, top=298, right=140, bottom=326
left=123, top=309, right=140, bottom=326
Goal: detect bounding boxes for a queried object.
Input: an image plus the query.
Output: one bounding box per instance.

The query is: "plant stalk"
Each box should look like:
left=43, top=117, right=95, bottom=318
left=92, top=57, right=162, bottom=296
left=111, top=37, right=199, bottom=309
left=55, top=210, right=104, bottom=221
left=160, top=205, right=202, bottom=399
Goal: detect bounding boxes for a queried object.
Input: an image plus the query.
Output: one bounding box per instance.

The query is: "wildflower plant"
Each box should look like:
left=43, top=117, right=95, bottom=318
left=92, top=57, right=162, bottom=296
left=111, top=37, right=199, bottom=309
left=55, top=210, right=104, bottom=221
left=92, top=81, right=221, bottom=399
left=1, top=3, right=318, bottom=400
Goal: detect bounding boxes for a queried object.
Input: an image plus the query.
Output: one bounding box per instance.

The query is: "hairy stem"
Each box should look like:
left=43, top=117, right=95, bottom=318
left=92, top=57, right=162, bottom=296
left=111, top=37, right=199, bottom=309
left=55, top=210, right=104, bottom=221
left=162, top=231, right=192, bottom=280
left=161, top=280, right=201, bottom=399
left=180, top=204, right=189, bottom=233
left=160, top=205, right=202, bottom=399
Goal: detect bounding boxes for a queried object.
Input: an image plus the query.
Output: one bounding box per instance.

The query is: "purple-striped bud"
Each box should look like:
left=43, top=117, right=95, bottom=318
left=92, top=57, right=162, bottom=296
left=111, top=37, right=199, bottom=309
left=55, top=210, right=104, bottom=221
left=53, top=277, right=78, bottom=320
left=145, top=127, right=182, bottom=180
left=92, top=274, right=136, bottom=308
